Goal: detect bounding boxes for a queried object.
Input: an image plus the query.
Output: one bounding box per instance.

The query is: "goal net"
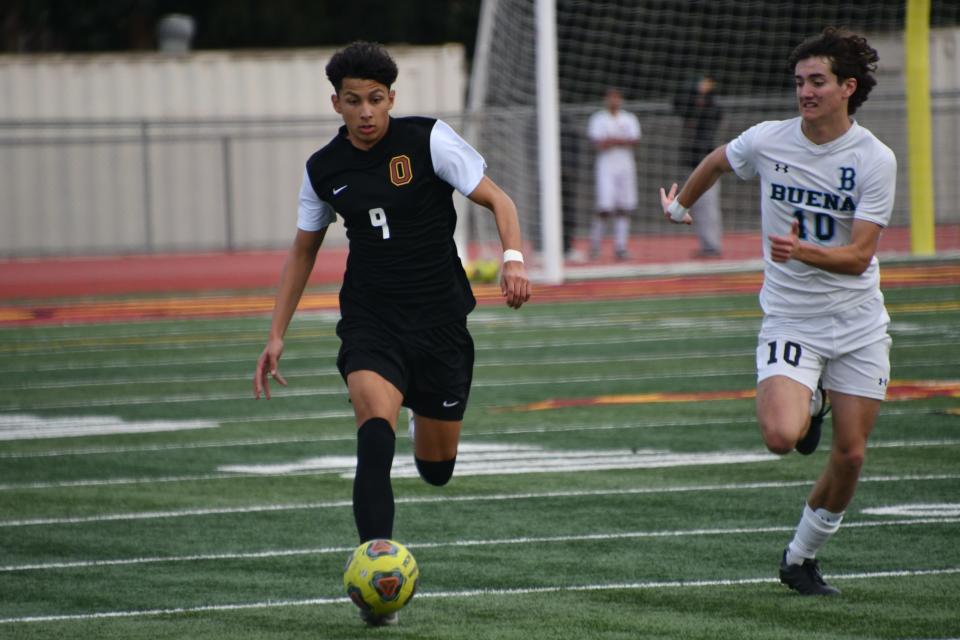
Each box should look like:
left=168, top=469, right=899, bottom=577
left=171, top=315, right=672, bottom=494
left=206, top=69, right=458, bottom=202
left=465, top=0, right=960, bottom=279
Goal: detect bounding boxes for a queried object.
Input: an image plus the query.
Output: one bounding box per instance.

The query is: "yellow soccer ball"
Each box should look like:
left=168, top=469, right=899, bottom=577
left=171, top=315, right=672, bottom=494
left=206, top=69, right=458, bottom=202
left=470, top=259, right=500, bottom=284
left=343, top=539, right=419, bottom=616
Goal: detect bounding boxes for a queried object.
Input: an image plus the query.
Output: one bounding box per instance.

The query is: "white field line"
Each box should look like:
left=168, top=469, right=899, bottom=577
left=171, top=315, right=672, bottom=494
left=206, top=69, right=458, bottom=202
left=2, top=330, right=758, bottom=361
left=0, top=410, right=355, bottom=442
left=3, top=311, right=750, bottom=354
left=0, top=360, right=769, bottom=411
left=3, top=369, right=761, bottom=412
left=0, top=415, right=220, bottom=441
left=5, top=364, right=958, bottom=413
left=2, top=566, right=958, bottom=625
left=9, top=368, right=960, bottom=413
left=0, top=364, right=758, bottom=397
left=4, top=354, right=957, bottom=392
left=3, top=303, right=953, bottom=350
left=3, top=516, right=959, bottom=574
left=0, top=309, right=628, bottom=350
left=0, top=407, right=947, bottom=460
left=1, top=440, right=956, bottom=490
left=0, top=353, right=754, bottom=391
left=4, top=300, right=955, bottom=353
left=10, top=323, right=951, bottom=372
left=3, top=335, right=952, bottom=377
left=1, top=473, right=957, bottom=528
left=0, top=447, right=781, bottom=490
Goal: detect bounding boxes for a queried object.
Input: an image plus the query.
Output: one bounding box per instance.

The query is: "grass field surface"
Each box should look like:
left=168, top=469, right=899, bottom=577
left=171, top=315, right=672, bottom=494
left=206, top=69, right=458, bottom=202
left=1, top=267, right=958, bottom=639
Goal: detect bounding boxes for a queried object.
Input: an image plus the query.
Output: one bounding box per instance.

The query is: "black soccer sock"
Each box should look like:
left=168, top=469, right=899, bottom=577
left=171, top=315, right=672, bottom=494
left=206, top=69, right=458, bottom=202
left=353, top=417, right=396, bottom=543
left=415, top=456, right=456, bottom=487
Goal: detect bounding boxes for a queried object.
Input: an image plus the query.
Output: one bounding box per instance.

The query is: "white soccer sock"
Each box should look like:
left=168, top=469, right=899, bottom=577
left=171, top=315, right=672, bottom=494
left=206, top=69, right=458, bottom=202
left=614, top=216, right=630, bottom=252
left=591, top=217, right=606, bottom=252
left=785, top=503, right=844, bottom=565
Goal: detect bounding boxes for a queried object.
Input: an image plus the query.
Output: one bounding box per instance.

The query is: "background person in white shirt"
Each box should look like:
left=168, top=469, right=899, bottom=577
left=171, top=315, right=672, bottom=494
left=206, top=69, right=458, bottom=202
left=587, top=87, right=641, bottom=261
left=659, top=27, right=895, bottom=596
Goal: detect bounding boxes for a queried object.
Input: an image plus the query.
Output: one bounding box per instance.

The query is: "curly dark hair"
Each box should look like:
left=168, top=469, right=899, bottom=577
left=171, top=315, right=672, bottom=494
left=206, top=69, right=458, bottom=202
left=325, top=41, right=399, bottom=93
left=787, top=26, right=879, bottom=115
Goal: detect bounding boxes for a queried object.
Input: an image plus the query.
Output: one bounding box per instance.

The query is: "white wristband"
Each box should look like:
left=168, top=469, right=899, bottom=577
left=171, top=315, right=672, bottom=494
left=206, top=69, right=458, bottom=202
left=502, top=249, right=524, bottom=264
left=667, top=198, right=689, bottom=222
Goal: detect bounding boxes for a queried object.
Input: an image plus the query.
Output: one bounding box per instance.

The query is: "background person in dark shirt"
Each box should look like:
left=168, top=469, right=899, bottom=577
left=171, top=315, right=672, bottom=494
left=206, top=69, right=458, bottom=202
left=673, top=73, right=724, bottom=257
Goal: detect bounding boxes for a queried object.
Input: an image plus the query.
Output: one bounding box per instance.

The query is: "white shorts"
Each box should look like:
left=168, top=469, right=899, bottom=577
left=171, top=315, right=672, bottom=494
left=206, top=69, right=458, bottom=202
left=756, top=294, right=891, bottom=400
left=594, top=165, right=637, bottom=212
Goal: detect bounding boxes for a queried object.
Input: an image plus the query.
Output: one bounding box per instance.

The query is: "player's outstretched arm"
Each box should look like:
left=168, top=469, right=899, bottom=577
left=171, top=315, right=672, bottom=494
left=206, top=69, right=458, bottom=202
left=660, top=144, right=732, bottom=225
left=254, top=228, right=327, bottom=399
left=768, top=218, right=883, bottom=275
left=467, top=176, right=531, bottom=310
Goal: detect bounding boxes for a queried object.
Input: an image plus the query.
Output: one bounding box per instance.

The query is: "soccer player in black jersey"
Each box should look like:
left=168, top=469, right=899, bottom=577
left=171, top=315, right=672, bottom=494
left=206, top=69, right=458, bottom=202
left=253, top=41, right=531, bottom=622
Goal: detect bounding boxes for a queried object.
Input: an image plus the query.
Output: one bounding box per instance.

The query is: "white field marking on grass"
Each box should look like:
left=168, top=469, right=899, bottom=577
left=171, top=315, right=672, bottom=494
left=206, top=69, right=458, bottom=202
left=0, top=414, right=218, bottom=441
left=6, top=369, right=760, bottom=412
left=0, top=420, right=358, bottom=459
left=3, top=308, right=731, bottom=351
left=5, top=332, right=953, bottom=377
left=4, top=516, right=959, bottom=573
left=0, top=367, right=343, bottom=391
left=2, top=567, right=959, bottom=625
left=4, top=330, right=761, bottom=363
left=0, top=443, right=776, bottom=490
left=217, top=442, right=778, bottom=478
left=3, top=352, right=958, bottom=393
left=0, top=410, right=352, bottom=443
left=862, top=503, right=960, bottom=517
left=5, top=437, right=959, bottom=491
left=0, top=358, right=753, bottom=392
left=2, top=473, right=958, bottom=528
left=0, top=414, right=950, bottom=462
left=5, top=366, right=955, bottom=413
left=0, top=386, right=344, bottom=411
left=4, top=352, right=325, bottom=374
left=4, top=298, right=948, bottom=347
left=0, top=352, right=754, bottom=391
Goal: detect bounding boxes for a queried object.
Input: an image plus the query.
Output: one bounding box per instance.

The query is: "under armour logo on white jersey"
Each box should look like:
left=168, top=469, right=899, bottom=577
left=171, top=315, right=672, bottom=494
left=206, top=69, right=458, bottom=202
left=774, top=163, right=789, bottom=173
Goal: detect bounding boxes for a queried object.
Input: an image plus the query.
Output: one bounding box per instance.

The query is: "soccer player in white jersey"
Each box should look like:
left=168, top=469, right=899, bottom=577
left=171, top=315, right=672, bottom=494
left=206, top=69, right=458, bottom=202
left=659, top=27, right=895, bottom=595
left=587, top=87, right=641, bottom=260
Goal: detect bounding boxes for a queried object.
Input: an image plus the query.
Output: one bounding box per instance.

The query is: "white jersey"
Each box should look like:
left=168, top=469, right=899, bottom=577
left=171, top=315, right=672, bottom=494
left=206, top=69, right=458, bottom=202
left=588, top=108, right=641, bottom=211
left=587, top=108, right=641, bottom=173
left=725, top=117, right=896, bottom=317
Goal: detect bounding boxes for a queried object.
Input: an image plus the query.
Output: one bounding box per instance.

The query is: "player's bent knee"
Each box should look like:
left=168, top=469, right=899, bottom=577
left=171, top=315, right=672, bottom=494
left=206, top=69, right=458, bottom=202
left=415, top=457, right=456, bottom=486
left=764, top=439, right=793, bottom=456
left=758, top=422, right=795, bottom=455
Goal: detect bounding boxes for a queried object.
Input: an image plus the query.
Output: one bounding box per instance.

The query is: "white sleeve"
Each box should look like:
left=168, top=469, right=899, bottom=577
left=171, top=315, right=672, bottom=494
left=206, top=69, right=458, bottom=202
left=296, top=167, right=336, bottom=231
left=587, top=112, right=603, bottom=142
left=628, top=113, right=641, bottom=141
left=854, top=148, right=897, bottom=227
left=725, top=123, right=761, bottom=180
left=430, top=119, right=487, bottom=196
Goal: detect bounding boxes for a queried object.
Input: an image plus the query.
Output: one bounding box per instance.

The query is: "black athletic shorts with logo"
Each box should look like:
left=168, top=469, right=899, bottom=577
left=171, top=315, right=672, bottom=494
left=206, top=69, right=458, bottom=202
left=336, top=316, right=475, bottom=421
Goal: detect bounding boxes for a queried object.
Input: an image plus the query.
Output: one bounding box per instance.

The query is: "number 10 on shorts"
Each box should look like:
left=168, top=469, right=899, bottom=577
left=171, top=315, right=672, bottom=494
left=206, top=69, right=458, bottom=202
left=767, top=340, right=802, bottom=367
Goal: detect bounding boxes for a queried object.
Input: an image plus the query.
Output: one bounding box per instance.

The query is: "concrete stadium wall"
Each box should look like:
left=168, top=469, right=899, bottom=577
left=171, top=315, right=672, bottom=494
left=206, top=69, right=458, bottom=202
left=0, top=45, right=466, bottom=257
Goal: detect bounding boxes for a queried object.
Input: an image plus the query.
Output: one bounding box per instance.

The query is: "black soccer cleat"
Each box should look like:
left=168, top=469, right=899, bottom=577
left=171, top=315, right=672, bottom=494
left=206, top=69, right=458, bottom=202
left=796, top=385, right=830, bottom=455
left=779, top=550, right=840, bottom=596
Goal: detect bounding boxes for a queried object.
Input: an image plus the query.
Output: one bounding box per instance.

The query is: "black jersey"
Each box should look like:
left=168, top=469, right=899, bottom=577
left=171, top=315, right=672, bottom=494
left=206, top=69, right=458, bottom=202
left=305, top=117, right=478, bottom=330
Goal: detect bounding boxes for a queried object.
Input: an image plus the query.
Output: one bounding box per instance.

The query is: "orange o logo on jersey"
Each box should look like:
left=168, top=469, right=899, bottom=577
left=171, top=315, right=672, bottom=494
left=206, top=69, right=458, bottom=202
left=389, top=155, right=413, bottom=186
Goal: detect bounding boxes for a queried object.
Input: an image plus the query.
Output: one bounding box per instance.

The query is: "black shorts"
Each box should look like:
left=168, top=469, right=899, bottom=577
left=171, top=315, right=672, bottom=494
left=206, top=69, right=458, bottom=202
left=336, top=317, right=475, bottom=421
